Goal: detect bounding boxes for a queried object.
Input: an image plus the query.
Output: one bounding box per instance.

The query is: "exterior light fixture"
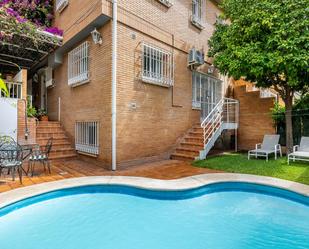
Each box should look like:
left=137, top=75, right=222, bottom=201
left=208, top=64, right=215, bottom=74
left=91, top=28, right=102, bottom=45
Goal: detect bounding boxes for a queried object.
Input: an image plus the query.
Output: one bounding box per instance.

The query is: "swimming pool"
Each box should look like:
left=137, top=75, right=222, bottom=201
left=0, top=182, right=308, bottom=249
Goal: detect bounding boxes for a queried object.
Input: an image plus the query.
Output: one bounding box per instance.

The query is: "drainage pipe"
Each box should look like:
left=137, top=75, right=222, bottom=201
left=111, top=0, right=118, bottom=171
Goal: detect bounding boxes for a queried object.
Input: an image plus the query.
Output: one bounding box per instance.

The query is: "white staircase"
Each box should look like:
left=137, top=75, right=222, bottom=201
left=199, top=98, right=239, bottom=160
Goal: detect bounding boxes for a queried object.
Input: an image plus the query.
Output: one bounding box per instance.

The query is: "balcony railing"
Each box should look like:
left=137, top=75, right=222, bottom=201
left=0, top=81, right=22, bottom=99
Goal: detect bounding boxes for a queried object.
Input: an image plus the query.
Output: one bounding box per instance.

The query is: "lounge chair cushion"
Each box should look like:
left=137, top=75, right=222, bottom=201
left=289, top=151, right=309, bottom=158
left=249, top=149, right=275, bottom=154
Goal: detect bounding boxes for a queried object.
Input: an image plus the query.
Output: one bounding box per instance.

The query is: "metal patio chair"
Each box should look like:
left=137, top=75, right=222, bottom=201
left=28, top=138, right=53, bottom=176
left=288, top=137, right=309, bottom=164
left=248, top=135, right=282, bottom=161
left=0, top=141, right=23, bottom=183
left=0, top=135, right=15, bottom=147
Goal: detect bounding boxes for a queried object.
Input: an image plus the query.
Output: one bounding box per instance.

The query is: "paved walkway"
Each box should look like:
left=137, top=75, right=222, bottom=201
left=0, top=159, right=221, bottom=193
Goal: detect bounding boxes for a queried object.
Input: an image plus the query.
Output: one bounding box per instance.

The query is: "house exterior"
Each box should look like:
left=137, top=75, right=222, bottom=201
left=9, top=0, right=275, bottom=169
left=38, top=0, right=225, bottom=168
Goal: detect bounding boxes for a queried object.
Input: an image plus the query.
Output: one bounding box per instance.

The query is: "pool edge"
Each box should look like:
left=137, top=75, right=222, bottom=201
left=0, top=173, right=308, bottom=209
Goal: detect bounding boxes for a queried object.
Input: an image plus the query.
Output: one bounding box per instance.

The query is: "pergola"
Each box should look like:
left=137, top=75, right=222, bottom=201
left=0, top=29, right=62, bottom=74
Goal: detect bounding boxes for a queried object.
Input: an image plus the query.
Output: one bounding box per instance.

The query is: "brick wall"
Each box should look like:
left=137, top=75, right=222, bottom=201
left=49, top=0, right=224, bottom=168
left=234, top=84, right=276, bottom=151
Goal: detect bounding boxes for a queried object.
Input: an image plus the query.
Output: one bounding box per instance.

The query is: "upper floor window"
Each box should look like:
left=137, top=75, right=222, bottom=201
left=157, top=0, right=173, bottom=7
left=191, top=0, right=206, bottom=29
left=68, top=41, right=90, bottom=87
left=141, top=43, right=174, bottom=87
left=56, top=0, right=69, bottom=13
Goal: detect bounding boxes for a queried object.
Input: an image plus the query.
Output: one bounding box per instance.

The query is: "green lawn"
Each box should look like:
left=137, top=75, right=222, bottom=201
left=193, top=153, right=309, bottom=185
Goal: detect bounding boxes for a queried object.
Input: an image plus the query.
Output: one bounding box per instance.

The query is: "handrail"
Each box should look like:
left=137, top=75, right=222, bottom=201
left=201, top=97, right=239, bottom=147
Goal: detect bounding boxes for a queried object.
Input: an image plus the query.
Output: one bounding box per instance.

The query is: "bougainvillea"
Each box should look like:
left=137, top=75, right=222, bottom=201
left=0, top=0, right=63, bottom=37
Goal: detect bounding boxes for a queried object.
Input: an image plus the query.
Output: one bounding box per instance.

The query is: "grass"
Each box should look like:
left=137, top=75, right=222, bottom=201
left=193, top=153, right=309, bottom=185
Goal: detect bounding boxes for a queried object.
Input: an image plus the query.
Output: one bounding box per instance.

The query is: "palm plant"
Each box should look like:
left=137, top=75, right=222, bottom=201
left=0, top=74, right=9, bottom=97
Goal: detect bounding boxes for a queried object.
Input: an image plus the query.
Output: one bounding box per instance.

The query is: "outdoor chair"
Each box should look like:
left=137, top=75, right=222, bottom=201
left=0, top=135, right=15, bottom=147
left=0, top=141, right=23, bottom=183
left=248, top=135, right=282, bottom=161
left=288, top=137, right=309, bottom=165
left=28, top=138, right=53, bottom=176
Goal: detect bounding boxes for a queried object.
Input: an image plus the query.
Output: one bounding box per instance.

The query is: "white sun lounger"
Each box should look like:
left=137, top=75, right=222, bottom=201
left=288, top=137, right=309, bottom=164
left=248, top=135, right=282, bottom=161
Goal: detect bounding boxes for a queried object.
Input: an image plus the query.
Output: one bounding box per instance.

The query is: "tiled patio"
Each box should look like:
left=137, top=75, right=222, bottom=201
left=0, top=159, right=222, bottom=193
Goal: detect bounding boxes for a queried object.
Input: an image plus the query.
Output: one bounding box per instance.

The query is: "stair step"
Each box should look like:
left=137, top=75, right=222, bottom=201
left=180, top=141, right=204, bottom=149
left=185, top=136, right=204, bottom=143
left=170, top=153, right=196, bottom=161
left=36, top=121, right=76, bottom=161
left=175, top=147, right=200, bottom=156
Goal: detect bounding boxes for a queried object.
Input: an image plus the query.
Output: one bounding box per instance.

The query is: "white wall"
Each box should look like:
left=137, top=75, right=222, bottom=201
left=0, top=98, right=18, bottom=141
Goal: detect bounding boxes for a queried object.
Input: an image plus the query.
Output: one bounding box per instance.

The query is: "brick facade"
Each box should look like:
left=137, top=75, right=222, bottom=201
left=233, top=81, right=276, bottom=151
left=47, top=1, right=236, bottom=168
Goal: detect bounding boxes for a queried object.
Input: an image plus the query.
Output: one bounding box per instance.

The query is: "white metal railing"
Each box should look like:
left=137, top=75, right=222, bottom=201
left=201, top=98, right=239, bottom=147
left=157, top=0, right=173, bottom=7
left=68, top=41, right=90, bottom=87
left=75, top=121, right=99, bottom=155
left=0, top=81, right=22, bottom=99
left=56, top=0, right=69, bottom=12
left=191, top=0, right=206, bottom=29
left=141, top=42, right=174, bottom=87
left=252, top=86, right=278, bottom=100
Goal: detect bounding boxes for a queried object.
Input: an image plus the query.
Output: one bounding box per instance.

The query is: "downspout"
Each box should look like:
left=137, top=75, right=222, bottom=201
left=111, top=0, right=118, bottom=171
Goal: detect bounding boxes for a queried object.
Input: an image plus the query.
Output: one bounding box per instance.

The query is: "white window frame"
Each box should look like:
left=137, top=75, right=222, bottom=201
left=75, top=121, right=99, bottom=155
left=141, top=42, right=174, bottom=87
left=56, top=0, right=69, bottom=12
left=191, top=0, right=206, bottom=29
left=157, top=0, right=173, bottom=7
left=68, top=41, right=90, bottom=87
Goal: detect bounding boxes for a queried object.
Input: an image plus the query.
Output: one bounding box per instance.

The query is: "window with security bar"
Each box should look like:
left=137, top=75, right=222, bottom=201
left=68, top=41, right=90, bottom=87
left=75, top=121, right=99, bottom=155
left=192, top=71, right=222, bottom=119
left=141, top=43, right=174, bottom=87
left=192, top=0, right=206, bottom=29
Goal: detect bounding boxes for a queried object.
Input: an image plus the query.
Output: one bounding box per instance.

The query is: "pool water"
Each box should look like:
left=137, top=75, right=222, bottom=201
left=0, top=183, right=308, bottom=249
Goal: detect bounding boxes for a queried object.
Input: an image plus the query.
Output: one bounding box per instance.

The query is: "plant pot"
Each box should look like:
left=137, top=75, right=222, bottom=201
left=40, top=115, right=48, bottom=121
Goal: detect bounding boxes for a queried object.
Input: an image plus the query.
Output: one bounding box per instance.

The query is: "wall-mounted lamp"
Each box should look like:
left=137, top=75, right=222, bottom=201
left=91, top=28, right=102, bottom=45
left=208, top=64, right=215, bottom=74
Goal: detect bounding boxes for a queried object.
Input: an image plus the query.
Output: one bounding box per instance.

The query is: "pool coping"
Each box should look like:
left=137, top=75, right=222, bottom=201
left=0, top=173, right=308, bottom=209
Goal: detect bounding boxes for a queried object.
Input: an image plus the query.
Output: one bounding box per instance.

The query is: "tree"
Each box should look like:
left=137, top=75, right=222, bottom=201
left=208, top=0, right=309, bottom=152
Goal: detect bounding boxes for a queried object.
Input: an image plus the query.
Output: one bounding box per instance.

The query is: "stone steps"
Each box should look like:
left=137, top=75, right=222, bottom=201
left=36, top=121, right=76, bottom=160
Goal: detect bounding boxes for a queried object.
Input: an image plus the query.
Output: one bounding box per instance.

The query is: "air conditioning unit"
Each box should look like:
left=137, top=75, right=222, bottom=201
left=188, top=48, right=205, bottom=68
left=45, top=67, right=55, bottom=88
left=56, top=0, right=69, bottom=13
left=158, top=0, right=173, bottom=7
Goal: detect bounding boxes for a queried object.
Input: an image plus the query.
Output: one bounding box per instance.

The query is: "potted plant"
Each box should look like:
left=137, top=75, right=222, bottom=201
left=37, top=109, right=48, bottom=121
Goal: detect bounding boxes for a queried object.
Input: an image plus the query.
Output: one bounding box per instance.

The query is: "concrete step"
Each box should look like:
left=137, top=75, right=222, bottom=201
left=180, top=141, right=204, bottom=149
left=170, top=153, right=196, bottom=161
left=175, top=147, right=200, bottom=156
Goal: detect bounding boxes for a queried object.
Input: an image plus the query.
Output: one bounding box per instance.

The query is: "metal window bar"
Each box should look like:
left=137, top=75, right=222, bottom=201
left=0, top=81, right=22, bottom=99
left=141, top=42, right=174, bottom=87
left=75, top=121, right=99, bottom=155
left=68, top=41, right=89, bottom=86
